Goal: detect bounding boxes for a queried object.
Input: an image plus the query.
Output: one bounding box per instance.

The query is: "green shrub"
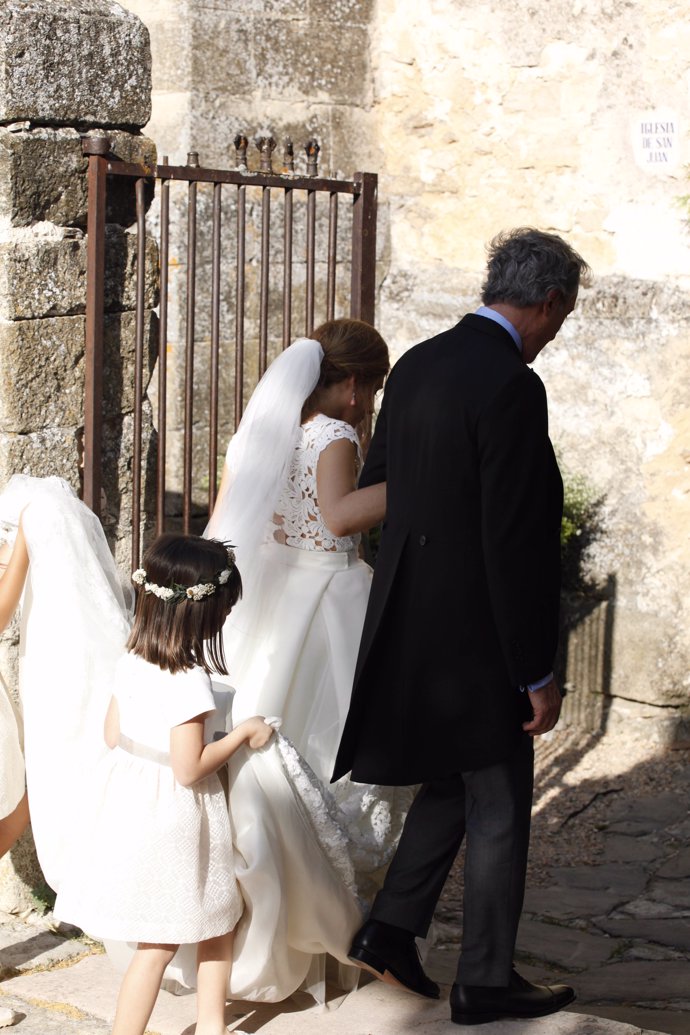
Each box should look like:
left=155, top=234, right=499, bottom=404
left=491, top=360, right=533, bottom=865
left=560, top=464, right=603, bottom=592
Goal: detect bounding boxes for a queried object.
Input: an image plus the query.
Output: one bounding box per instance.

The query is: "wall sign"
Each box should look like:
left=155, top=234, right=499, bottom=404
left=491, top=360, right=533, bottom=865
left=632, top=110, right=680, bottom=171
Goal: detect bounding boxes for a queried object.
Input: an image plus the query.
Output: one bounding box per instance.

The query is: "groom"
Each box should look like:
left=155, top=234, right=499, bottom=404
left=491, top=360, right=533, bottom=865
left=333, top=228, right=590, bottom=1025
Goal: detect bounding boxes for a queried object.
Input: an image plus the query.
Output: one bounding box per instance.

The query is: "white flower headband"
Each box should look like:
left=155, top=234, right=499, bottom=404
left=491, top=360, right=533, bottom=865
left=132, top=546, right=236, bottom=603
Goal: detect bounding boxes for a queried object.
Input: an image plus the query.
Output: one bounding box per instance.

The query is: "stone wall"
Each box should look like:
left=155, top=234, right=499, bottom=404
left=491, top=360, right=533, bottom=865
left=122, top=0, right=690, bottom=742
left=0, top=0, right=157, bottom=908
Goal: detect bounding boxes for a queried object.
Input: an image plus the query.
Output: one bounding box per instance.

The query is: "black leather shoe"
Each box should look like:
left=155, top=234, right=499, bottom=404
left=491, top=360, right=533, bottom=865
left=348, top=919, right=440, bottom=999
left=450, top=969, right=575, bottom=1025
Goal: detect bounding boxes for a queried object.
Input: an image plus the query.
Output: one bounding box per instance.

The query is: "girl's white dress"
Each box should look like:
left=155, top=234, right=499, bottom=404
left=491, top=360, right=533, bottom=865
left=0, top=475, right=362, bottom=1002
left=54, top=654, right=242, bottom=944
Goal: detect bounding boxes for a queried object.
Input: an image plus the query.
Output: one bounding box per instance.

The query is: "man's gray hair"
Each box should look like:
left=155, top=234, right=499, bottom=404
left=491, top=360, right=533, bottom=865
left=481, top=228, right=591, bottom=308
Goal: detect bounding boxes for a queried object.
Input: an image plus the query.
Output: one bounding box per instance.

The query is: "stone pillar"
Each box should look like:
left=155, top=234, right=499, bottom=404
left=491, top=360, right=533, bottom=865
left=0, top=0, right=157, bottom=910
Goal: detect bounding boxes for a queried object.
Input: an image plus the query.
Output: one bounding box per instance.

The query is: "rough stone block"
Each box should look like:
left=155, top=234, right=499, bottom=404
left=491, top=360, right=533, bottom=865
left=0, top=315, right=86, bottom=432
left=0, top=1, right=151, bottom=128
left=104, top=310, right=159, bottom=416
left=0, top=227, right=158, bottom=320
left=0, top=127, right=157, bottom=228
left=309, top=0, right=375, bottom=25
left=0, top=910, right=88, bottom=972
left=516, top=916, right=623, bottom=968
left=101, top=407, right=157, bottom=570
left=0, top=414, right=155, bottom=573
left=0, top=309, right=158, bottom=433
left=189, top=13, right=253, bottom=99
left=0, top=823, right=43, bottom=914
left=570, top=959, right=690, bottom=1004
left=255, top=20, right=370, bottom=105
left=190, top=12, right=370, bottom=106
left=596, top=916, right=690, bottom=952
left=0, top=427, right=83, bottom=490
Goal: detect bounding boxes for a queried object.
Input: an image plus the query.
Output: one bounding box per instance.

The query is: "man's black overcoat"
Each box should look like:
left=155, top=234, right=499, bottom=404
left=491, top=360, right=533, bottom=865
left=332, top=314, right=563, bottom=785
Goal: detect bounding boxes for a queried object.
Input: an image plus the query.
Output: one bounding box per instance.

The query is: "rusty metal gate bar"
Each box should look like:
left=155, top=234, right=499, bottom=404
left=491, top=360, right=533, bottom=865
left=83, top=138, right=378, bottom=569
left=156, top=166, right=170, bottom=535
left=83, top=143, right=108, bottom=517
left=209, top=180, right=222, bottom=515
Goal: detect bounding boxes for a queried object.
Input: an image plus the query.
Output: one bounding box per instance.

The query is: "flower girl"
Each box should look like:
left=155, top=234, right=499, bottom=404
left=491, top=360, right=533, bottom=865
left=54, top=532, right=275, bottom=1035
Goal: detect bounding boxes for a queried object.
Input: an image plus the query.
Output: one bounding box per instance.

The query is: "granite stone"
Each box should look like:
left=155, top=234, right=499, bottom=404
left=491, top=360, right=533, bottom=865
left=0, top=0, right=151, bottom=127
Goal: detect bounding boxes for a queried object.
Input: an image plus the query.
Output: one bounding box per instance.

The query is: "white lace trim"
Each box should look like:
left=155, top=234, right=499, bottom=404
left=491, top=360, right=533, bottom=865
left=271, top=414, right=362, bottom=553
left=274, top=733, right=414, bottom=906
left=273, top=734, right=358, bottom=899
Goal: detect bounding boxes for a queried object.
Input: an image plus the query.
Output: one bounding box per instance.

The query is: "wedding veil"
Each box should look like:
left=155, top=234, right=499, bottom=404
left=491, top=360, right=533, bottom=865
left=205, top=337, right=324, bottom=571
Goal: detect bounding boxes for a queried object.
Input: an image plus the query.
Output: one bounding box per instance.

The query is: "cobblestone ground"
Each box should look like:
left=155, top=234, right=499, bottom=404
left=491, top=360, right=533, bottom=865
left=427, top=728, right=690, bottom=1035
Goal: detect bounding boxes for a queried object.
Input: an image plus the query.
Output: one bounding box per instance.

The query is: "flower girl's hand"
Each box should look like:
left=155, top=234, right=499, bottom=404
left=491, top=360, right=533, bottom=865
left=242, top=716, right=276, bottom=750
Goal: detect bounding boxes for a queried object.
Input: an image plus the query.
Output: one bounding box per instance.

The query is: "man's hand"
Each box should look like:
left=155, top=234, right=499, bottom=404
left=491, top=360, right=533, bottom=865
left=522, top=678, right=562, bottom=736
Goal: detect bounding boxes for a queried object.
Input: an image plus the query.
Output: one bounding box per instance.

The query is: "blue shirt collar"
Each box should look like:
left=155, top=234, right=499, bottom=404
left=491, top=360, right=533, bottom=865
left=475, top=306, right=522, bottom=352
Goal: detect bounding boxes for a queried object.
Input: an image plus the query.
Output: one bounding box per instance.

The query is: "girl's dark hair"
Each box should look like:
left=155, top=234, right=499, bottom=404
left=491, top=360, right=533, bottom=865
left=301, top=318, right=390, bottom=419
left=127, top=533, right=242, bottom=675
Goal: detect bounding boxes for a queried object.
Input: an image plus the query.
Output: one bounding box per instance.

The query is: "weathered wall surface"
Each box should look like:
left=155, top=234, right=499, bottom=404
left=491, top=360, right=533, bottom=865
left=122, top=0, right=377, bottom=174
left=0, top=0, right=157, bottom=909
left=367, top=0, right=690, bottom=743
left=123, top=0, right=689, bottom=741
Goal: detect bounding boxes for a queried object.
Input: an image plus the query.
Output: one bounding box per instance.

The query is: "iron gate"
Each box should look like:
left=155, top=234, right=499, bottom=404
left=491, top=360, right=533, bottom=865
left=82, top=135, right=378, bottom=567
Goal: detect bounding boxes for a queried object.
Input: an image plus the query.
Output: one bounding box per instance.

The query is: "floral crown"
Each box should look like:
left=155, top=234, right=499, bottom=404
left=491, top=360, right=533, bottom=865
left=132, top=545, right=237, bottom=603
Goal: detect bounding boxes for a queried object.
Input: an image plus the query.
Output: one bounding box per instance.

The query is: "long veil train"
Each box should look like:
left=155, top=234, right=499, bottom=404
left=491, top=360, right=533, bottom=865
left=0, top=476, right=362, bottom=1002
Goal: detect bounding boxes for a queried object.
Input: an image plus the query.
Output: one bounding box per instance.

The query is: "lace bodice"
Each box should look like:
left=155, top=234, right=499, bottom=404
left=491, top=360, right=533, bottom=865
left=271, top=414, right=362, bottom=552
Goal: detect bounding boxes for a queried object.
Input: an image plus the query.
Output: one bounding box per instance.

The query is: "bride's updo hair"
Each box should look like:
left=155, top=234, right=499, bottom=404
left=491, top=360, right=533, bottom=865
left=127, top=533, right=242, bottom=675
left=301, top=318, right=389, bottom=419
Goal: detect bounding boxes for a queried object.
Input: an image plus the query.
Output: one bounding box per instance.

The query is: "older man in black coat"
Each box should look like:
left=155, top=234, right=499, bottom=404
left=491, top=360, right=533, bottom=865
left=333, top=228, right=590, bottom=1025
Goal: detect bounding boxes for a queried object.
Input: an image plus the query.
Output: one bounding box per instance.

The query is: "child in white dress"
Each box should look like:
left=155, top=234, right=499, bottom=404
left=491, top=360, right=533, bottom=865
left=54, top=532, right=275, bottom=1035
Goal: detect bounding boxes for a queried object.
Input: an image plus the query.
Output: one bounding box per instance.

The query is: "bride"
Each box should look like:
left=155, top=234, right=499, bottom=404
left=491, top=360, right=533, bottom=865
left=206, top=319, right=411, bottom=895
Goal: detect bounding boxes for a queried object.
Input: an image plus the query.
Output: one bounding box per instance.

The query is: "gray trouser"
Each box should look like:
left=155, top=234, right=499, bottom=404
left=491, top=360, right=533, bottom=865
left=370, top=734, right=534, bottom=986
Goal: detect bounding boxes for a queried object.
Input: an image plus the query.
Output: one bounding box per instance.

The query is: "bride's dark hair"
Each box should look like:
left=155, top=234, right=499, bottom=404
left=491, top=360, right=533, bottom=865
left=301, top=318, right=389, bottom=420
left=127, top=533, right=242, bottom=675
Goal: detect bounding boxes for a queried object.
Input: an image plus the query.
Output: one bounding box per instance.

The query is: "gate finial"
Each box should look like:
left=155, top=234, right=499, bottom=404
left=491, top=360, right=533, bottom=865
left=282, top=138, right=294, bottom=174
left=255, top=135, right=276, bottom=173
left=234, top=134, right=248, bottom=172
left=305, top=139, right=320, bottom=177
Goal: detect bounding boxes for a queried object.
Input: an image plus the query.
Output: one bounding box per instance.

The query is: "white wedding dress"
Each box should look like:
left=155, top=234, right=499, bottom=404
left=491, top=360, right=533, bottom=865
left=0, top=475, right=362, bottom=1003
left=209, top=414, right=411, bottom=902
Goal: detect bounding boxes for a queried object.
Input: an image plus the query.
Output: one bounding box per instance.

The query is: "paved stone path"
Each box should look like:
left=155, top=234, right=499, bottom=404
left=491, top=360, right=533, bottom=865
left=429, top=756, right=690, bottom=1035
left=0, top=741, right=687, bottom=1034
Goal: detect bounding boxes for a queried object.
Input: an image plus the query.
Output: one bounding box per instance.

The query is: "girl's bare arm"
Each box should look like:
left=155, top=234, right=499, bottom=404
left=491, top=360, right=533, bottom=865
left=170, top=714, right=273, bottom=787
left=104, top=696, right=120, bottom=749
left=316, top=439, right=386, bottom=537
